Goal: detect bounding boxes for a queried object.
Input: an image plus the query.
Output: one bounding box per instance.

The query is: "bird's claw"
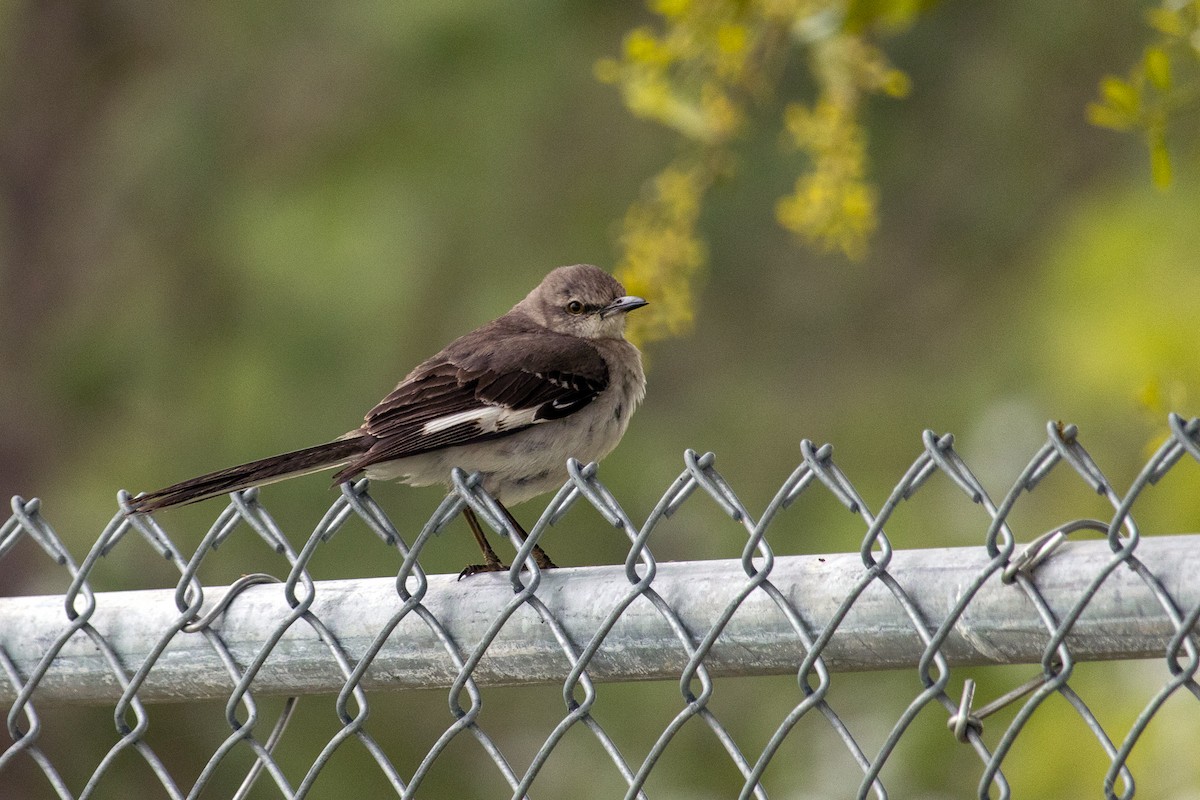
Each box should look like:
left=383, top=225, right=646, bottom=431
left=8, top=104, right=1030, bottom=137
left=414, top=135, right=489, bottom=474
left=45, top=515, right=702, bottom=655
left=456, top=556, right=560, bottom=580
left=457, top=562, right=509, bottom=580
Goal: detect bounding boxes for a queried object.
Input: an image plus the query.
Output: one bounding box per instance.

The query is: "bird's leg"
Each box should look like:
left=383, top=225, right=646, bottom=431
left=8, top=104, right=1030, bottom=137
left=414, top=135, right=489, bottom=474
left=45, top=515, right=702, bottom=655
left=458, top=506, right=507, bottom=579
left=497, top=503, right=558, bottom=570
left=456, top=504, right=558, bottom=579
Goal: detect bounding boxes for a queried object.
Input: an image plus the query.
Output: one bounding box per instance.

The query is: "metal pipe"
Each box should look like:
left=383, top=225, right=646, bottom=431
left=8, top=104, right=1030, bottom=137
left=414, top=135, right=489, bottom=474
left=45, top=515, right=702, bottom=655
left=2, top=535, right=1197, bottom=704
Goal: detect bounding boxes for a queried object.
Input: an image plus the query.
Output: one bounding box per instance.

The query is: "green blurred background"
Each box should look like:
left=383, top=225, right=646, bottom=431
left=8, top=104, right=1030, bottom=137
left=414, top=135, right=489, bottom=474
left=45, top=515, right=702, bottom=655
left=2, top=1, right=1199, bottom=797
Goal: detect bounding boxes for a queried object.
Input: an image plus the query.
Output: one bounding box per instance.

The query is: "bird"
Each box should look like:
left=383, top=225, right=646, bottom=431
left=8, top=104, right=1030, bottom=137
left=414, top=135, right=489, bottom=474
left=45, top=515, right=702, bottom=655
left=127, top=264, right=648, bottom=578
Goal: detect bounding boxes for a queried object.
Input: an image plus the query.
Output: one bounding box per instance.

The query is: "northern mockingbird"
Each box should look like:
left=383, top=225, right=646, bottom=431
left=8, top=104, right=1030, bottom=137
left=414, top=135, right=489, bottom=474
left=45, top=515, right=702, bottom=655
left=129, top=264, right=647, bottom=577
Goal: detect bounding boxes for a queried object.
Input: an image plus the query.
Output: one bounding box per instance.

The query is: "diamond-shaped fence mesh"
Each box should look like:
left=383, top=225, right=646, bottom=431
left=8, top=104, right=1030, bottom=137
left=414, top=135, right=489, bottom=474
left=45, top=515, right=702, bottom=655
left=2, top=415, right=1200, bottom=798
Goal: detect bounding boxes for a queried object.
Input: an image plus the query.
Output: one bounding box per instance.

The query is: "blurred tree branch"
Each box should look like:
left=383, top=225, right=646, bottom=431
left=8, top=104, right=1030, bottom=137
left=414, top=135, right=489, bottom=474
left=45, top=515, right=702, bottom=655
left=598, top=0, right=922, bottom=344
left=604, top=0, right=1200, bottom=346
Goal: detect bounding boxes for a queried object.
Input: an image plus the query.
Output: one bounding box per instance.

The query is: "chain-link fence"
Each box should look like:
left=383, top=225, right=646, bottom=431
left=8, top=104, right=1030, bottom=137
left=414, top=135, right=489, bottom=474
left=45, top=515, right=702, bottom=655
left=2, top=415, right=1199, bottom=799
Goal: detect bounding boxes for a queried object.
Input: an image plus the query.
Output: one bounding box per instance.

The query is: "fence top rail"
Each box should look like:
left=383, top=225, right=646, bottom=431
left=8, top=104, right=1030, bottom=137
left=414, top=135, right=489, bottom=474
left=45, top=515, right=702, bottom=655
left=3, top=534, right=1198, bottom=705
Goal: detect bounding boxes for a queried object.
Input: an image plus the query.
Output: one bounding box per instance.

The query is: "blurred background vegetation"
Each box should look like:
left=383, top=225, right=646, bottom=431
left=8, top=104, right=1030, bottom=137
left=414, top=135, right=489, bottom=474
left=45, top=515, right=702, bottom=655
left=2, top=0, right=1199, bottom=797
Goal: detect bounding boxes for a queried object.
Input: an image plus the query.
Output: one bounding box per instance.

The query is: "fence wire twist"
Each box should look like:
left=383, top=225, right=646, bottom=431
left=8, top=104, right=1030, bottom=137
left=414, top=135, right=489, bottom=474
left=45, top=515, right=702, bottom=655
left=2, top=414, right=1200, bottom=798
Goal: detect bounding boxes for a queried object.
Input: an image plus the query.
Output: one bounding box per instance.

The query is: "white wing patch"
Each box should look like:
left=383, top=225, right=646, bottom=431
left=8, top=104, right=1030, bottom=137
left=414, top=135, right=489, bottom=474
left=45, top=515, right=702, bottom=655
left=421, top=405, right=541, bottom=436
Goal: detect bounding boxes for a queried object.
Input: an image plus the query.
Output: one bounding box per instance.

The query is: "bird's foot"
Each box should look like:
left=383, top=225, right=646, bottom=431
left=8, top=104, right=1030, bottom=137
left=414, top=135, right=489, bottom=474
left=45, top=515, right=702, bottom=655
left=456, top=555, right=559, bottom=580
left=457, top=561, right=508, bottom=580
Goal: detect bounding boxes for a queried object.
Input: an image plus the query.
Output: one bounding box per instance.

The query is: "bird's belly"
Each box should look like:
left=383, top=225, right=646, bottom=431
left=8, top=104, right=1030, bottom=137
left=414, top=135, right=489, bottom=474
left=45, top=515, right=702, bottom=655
left=363, top=412, right=629, bottom=505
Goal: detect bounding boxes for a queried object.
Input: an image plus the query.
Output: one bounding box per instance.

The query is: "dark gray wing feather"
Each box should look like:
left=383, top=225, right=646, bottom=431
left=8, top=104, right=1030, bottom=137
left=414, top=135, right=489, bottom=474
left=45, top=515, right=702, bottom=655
left=331, top=322, right=608, bottom=481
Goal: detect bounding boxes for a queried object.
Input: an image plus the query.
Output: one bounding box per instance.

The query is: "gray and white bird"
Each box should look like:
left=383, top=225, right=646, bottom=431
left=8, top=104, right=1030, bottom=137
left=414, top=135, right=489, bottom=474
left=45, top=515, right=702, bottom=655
left=128, top=264, right=648, bottom=576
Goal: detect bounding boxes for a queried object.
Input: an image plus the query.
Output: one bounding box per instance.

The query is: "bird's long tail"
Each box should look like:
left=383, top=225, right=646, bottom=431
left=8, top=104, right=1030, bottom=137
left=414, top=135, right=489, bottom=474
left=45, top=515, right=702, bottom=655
left=128, top=435, right=371, bottom=513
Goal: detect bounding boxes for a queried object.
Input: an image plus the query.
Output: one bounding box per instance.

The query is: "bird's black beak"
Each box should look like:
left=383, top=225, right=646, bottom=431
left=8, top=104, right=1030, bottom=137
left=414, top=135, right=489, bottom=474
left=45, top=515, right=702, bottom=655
left=601, top=295, right=649, bottom=318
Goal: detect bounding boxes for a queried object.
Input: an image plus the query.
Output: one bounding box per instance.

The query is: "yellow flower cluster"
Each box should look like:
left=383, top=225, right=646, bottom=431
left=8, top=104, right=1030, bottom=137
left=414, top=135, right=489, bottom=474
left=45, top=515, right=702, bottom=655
left=614, top=164, right=709, bottom=347
left=775, top=30, right=906, bottom=259
left=595, top=2, right=754, bottom=145
left=776, top=98, right=877, bottom=260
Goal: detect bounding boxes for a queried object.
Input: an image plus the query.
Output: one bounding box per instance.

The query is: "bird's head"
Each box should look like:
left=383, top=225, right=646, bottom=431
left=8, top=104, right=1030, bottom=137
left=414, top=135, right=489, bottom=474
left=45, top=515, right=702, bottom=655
left=520, top=264, right=648, bottom=340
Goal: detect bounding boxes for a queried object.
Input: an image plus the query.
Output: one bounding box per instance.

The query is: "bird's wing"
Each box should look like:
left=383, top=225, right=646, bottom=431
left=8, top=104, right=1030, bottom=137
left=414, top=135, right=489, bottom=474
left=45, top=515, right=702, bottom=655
left=332, top=331, right=608, bottom=480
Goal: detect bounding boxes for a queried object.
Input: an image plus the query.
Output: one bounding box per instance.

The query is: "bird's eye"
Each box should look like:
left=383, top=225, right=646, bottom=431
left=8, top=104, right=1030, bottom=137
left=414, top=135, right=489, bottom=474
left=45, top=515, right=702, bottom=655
left=566, top=300, right=585, bottom=315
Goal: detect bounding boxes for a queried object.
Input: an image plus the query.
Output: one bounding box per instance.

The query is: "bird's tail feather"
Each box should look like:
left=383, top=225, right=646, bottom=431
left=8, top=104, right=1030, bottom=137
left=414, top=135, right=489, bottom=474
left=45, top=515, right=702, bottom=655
left=128, top=435, right=370, bottom=513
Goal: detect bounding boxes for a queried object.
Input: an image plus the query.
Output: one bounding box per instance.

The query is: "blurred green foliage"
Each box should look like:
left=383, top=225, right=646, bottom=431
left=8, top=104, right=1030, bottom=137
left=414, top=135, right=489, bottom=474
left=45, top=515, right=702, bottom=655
left=2, top=0, right=1199, bottom=797
left=1088, top=0, right=1200, bottom=188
